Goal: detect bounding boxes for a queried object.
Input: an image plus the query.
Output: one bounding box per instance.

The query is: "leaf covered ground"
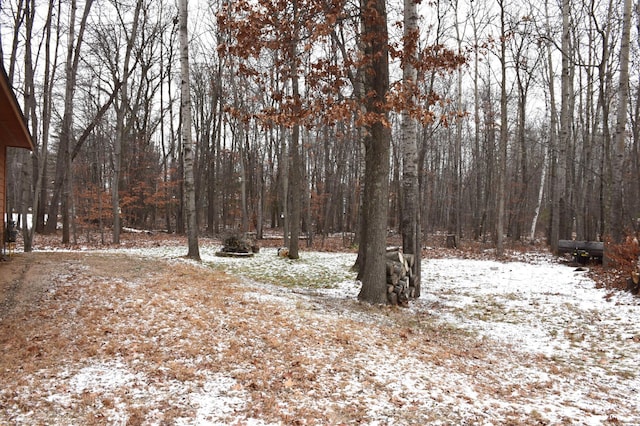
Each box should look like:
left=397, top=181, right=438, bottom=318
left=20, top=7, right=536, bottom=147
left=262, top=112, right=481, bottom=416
left=0, top=237, right=639, bottom=425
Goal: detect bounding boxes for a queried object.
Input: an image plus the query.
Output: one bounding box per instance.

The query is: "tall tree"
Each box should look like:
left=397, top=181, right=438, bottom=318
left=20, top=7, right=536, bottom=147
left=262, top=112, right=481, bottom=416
left=178, top=0, right=200, bottom=260
left=401, top=0, right=421, bottom=297
left=111, top=0, right=144, bottom=244
left=544, top=0, right=562, bottom=253
left=496, top=0, right=508, bottom=257
left=217, top=0, right=349, bottom=258
left=611, top=0, right=632, bottom=242
left=19, top=0, right=37, bottom=251
left=27, top=0, right=61, bottom=246
left=551, top=0, right=573, bottom=253
left=356, top=0, right=391, bottom=304
left=287, top=1, right=303, bottom=259
left=44, top=0, right=94, bottom=243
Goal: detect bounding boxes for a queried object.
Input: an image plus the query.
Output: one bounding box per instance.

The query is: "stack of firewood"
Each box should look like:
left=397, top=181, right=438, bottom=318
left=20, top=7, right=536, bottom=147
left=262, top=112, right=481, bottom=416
left=385, top=250, right=415, bottom=306
left=215, top=232, right=259, bottom=257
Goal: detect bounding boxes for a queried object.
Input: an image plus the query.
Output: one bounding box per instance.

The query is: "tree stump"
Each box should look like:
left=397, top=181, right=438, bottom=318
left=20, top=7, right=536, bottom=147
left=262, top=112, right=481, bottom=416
left=446, top=234, right=457, bottom=248
left=626, top=271, right=640, bottom=295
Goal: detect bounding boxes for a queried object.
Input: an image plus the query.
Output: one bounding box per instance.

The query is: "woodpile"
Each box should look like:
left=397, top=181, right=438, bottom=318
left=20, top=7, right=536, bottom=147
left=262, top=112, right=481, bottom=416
left=385, top=249, right=416, bottom=306
left=215, top=232, right=259, bottom=257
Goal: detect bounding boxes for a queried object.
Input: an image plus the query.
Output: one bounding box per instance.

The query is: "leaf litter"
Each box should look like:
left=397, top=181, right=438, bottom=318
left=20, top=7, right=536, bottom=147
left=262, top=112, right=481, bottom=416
left=0, top=242, right=638, bottom=425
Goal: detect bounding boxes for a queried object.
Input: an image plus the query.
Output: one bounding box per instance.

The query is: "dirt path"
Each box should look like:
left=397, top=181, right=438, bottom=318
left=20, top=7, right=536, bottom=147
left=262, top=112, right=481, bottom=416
left=1, top=252, right=154, bottom=318
left=0, top=253, right=54, bottom=319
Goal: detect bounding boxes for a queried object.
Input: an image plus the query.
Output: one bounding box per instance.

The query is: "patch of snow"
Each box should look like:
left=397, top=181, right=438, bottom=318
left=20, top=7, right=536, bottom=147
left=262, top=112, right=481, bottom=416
left=175, top=374, right=250, bottom=426
left=70, top=360, right=143, bottom=393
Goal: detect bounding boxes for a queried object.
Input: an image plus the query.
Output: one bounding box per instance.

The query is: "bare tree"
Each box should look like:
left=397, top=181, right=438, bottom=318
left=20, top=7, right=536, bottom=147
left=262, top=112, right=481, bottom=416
left=357, top=0, right=391, bottom=304
left=27, top=0, right=61, bottom=245
left=611, top=0, right=633, bottom=242
left=19, top=0, right=37, bottom=251
left=44, top=0, right=94, bottom=243
left=111, top=0, right=144, bottom=244
left=550, top=0, right=573, bottom=253
left=178, top=0, right=200, bottom=260
left=401, top=0, right=421, bottom=297
left=496, top=0, right=508, bottom=257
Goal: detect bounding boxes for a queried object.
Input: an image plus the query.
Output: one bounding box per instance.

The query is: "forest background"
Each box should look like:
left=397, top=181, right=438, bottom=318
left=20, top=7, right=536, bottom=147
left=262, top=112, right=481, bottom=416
left=1, top=0, right=639, bottom=295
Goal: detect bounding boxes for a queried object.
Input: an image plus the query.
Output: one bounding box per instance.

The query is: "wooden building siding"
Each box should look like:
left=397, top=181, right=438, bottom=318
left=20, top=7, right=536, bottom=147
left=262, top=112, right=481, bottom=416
left=1, top=146, right=5, bottom=245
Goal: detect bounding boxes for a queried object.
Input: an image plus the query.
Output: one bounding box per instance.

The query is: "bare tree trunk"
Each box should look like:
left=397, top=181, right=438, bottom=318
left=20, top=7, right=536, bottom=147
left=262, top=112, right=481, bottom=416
left=6, top=0, right=25, bottom=82
left=611, top=0, right=632, bottom=242
left=288, top=60, right=302, bottom=259
left=470, top=3, right=484, bottom=241
left=556, top=0, right=573, bottom=245
left=496, top=0, right=508, bottom=257
left=178, top=0, right=200, bottom=260
left=280, top=128, right=289, bottom=246
left=452, top=0, right=464, bottom=245
left=239, top=125, right=249, bottom=233
left=285, top=5, right=302, bottom=259
left=257, top=157, right=264, bottom=239
left=288, top=119, right=302, bottom=259
left=401, top=0, right=421, bottom=297
left=357, top=0, right=391, bottom=305
left=33, top=1, right=60, bottom=235
left=593, top=2, right=614, bottom=241
left=531, top=149, right=548, bottom=241
left=633, top=0, right=640, bottom=228
left=541, top=5, right=558, bottom=253
left=551, top=0, right=572, bottom=252
left=112, top=0, right=143, bottom=244
left=21, top=0, right=37, bottom=252
left=45, top=0, right=93, bottom=240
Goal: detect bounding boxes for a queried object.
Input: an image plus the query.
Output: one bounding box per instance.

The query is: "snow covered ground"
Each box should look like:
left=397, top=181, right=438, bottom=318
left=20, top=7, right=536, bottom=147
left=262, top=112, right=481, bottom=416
left=2, top=244, right=639, bottom=425
left=121, top=245, right=640, bottom=424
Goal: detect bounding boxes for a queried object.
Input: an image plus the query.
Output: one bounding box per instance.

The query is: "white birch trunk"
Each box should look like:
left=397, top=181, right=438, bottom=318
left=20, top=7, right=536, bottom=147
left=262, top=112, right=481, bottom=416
left=401, top=0, right=421, bottom=297
left=530, top=150, right=548, bottom=242
left=178, top=0, right=200, bottom=260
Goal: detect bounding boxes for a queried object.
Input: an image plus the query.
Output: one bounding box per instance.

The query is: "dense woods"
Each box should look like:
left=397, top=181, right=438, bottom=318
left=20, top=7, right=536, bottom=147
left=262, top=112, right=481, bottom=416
left=1, top=0, right=639, bottom=301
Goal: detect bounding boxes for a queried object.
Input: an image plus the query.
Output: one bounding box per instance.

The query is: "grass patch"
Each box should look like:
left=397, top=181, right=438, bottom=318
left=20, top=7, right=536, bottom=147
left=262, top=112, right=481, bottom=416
left=204, top=250, right=357, bottom=289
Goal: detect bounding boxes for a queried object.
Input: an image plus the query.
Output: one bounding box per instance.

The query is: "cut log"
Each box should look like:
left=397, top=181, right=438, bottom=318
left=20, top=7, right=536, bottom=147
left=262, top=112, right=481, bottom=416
left=385, top=250, right=405, bottom=264
left=398, top=277, right=408, bottom=287
left=388, top=292, right=398, bottom=305
left=386, top=261, right=403, bottom=285
left=407, top=285, right=416, bottom=298
left=404, top=254, right=415, bottom=269
left=385, top=251, right=409, bottom=275
left=558, top=240, right=604, bottom=263
left=215, top=251, right=254, bottom=258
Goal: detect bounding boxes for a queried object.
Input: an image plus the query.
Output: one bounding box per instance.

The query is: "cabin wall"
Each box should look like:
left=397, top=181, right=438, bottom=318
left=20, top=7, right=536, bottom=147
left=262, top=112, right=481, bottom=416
left=0, top=145, right=5, bottom=245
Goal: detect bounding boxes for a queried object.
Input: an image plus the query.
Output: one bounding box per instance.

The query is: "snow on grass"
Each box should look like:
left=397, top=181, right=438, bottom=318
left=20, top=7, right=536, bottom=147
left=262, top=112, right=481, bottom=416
left=111, top=244, right=640, bottom=423
left=117, top=244, right=358, bottom=291
left=7, top=245, right=640, bottom=424
left=412, top=256, right=640, bottom=424
left=138, top=246, right=638, bottom=422
left=418, top=257, right=640, bottom=365
left=200, top=246, right=358, bottom=290
left=176, top=374, right=254, bottom=426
